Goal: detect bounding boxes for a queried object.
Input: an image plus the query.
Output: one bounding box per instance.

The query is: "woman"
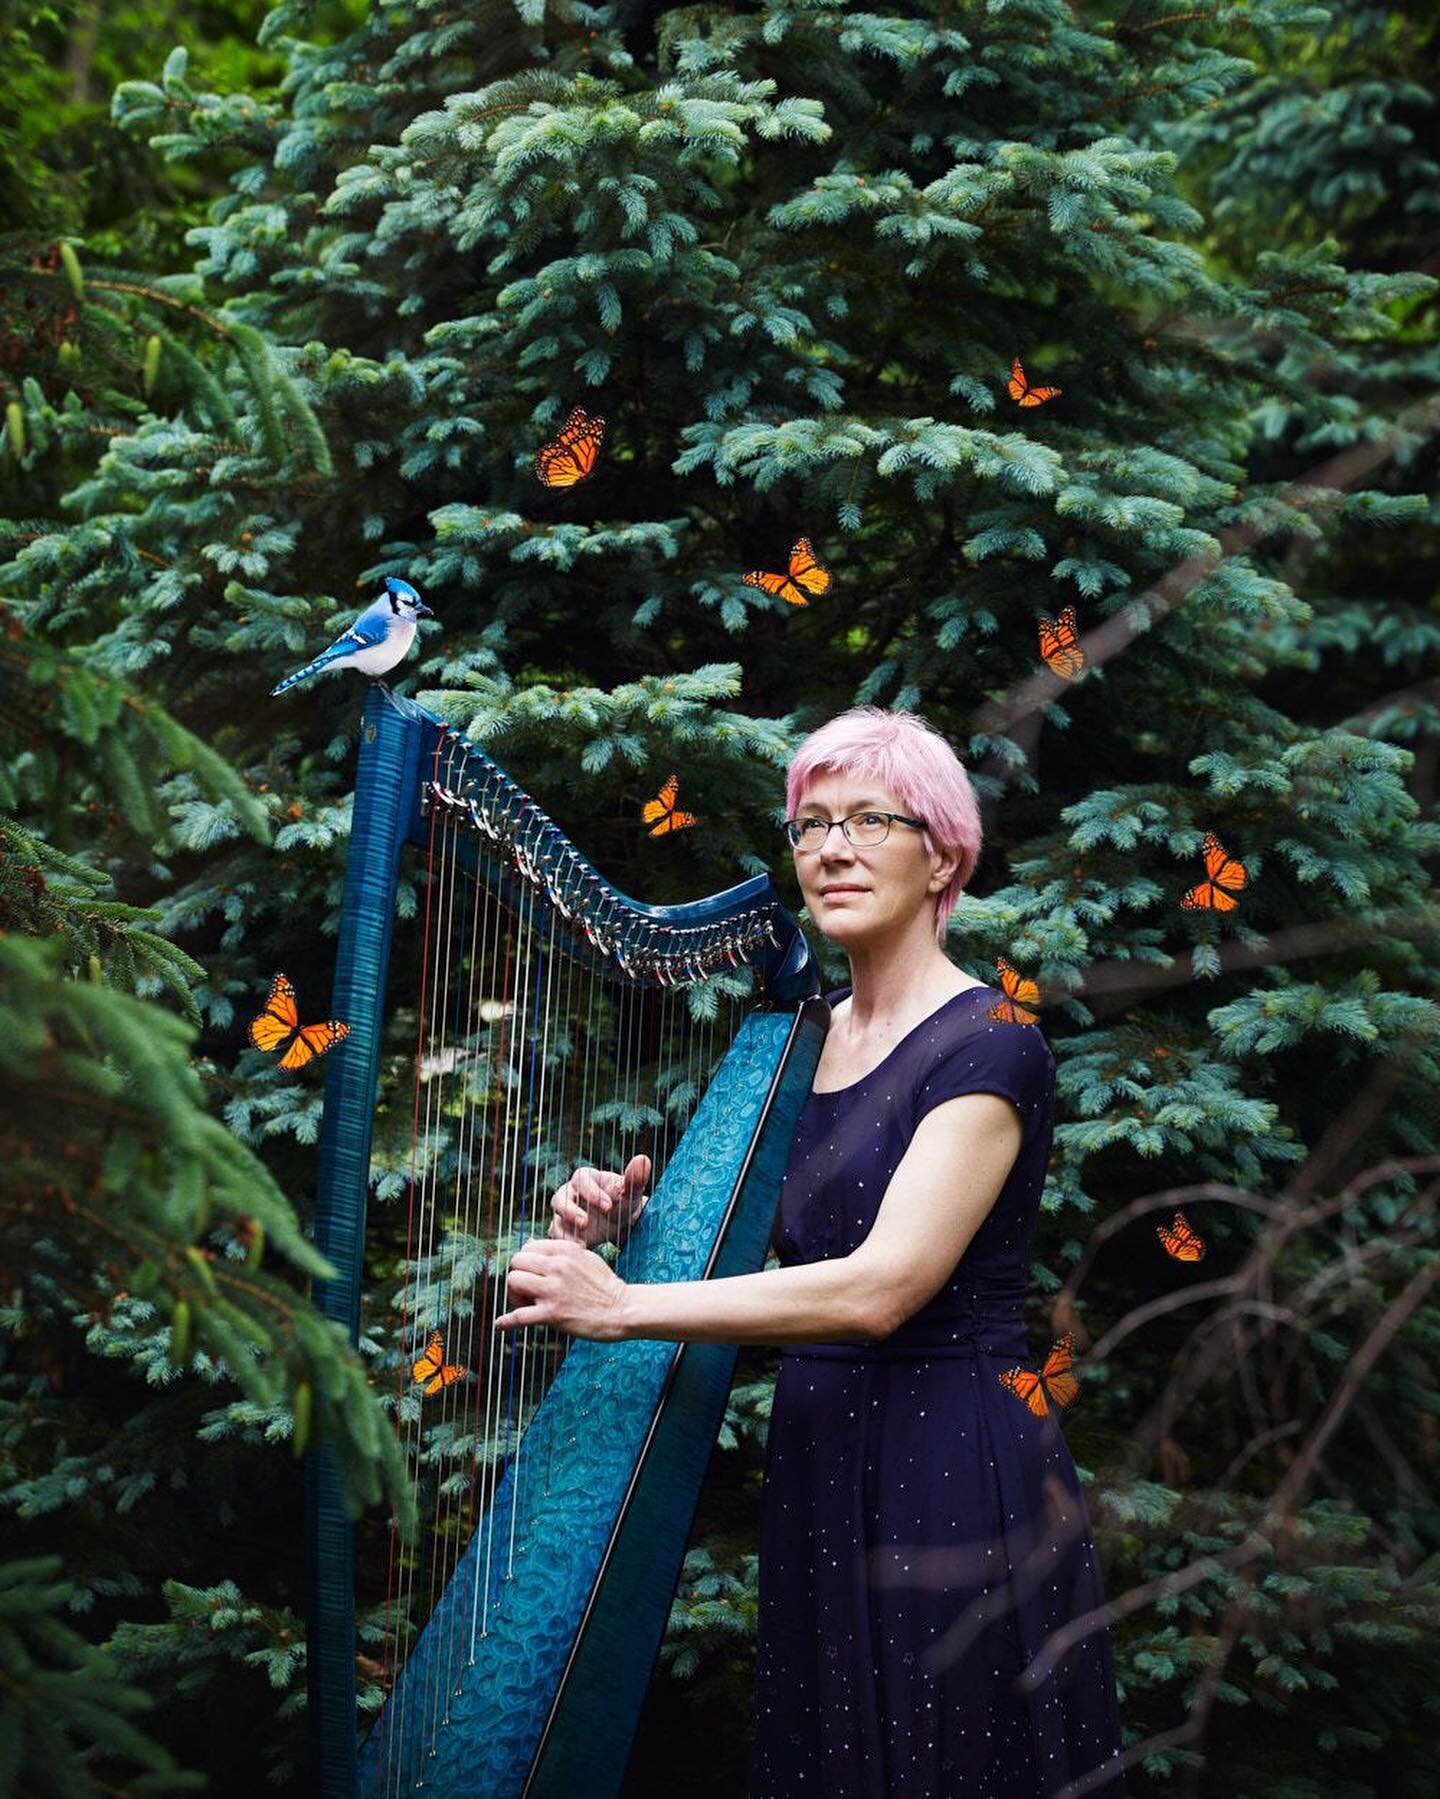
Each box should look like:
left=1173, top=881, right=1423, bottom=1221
left=495, top=707, right=1127, bottom=1797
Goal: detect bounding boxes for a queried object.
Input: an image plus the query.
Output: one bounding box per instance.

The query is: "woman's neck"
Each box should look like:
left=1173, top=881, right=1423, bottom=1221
left=841, top=939, right=966, bottom=1034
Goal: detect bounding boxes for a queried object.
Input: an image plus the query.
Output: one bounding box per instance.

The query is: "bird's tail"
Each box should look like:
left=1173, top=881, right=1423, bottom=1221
left=270, top=653, right=333, bottom=697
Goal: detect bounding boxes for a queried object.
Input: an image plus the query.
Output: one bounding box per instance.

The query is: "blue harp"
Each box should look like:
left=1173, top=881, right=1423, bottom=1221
left=306, top=690, right=825, bottom=1797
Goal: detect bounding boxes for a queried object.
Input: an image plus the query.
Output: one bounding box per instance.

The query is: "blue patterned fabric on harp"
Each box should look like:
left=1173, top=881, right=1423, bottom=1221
left=305, top=688, right=826, bottom=1798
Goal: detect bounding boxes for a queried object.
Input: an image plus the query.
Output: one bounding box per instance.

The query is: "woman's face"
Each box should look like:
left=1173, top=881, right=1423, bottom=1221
left=788, top=773, right=948, bottom=950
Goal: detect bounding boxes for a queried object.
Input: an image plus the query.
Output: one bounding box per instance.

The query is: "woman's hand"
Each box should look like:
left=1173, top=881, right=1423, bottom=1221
left=494, top=1237, right=629, bottom=1341
left=547, top=1154, right=651, bottom=1248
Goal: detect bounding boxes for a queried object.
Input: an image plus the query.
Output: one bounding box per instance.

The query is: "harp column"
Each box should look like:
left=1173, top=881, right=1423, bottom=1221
left=305, top=688, right=427, bottom=1799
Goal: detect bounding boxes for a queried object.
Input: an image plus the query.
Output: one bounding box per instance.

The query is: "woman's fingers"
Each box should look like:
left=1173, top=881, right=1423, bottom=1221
left=566, top=1172, right=612, bottom=1243
left=549, top=1179, right=608, bottom=1244
left=496, top=1242, right=556, bottom=1327
left=621, top=1152, right=652, bottom=1196
left=509, top=1239, right=559, bottom=1274
left=548, top=1158, right=653, bottom=1250
left=495, top=1236, right=625, bottom=1338
left=556, top=1190, right=595, bottom=1228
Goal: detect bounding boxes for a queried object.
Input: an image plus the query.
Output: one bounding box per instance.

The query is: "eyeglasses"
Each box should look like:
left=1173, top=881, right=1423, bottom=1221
left=784, top=810, right=927, bottom=852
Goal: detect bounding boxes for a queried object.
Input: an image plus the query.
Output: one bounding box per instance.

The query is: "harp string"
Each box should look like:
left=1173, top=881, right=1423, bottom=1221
left=541, top=942, right=605, bottom=1507
left=525, top=910, right=569, bottom=1552
left=435, top=807, right=507, bottom=1749
left=498, top=867, right=543, bottom=1616
left=473, top=884, right=519, bottom=1647
left=376, top=727, right=445, bottom=1794
left=469, top=887, right=513, bottom=1652
left=502, top=869, right=544, bottom=1578
left=404, top=795, right=464, bottom=1782
left=448, top=855, right=488, bottom=1714
left=504, top=887, right=546, bottom=1581
left=433, top=849, right=488, bottom=1733
left=462, top=852, right=506, bottom=1638
left=518, top=905, right=565, bottom=1543
left=420, top=737, right=473, bottom=1768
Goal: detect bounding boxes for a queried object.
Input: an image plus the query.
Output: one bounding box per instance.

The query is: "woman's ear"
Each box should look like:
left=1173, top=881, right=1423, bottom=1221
left=928, top=844, right=961, bottom=895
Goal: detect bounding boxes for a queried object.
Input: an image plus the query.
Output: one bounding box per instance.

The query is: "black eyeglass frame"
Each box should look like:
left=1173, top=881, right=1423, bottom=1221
left=783, top=810, right=928, bottom=851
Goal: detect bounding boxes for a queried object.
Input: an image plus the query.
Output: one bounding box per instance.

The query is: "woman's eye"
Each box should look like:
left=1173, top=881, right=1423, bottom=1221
left=859, top=814, right=885, bottom=828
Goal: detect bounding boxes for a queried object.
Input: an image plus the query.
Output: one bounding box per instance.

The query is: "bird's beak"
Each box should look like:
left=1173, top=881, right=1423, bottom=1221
left=415, top=603, right=434, bottom=618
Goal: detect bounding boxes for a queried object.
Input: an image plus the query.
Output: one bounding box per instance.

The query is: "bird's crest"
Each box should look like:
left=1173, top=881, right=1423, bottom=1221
left=384, top=576, right=422, bottom=615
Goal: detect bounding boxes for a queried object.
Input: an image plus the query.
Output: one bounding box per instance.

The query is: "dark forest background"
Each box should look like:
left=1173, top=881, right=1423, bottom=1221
left=2, top=1, right=1438, bottom=1793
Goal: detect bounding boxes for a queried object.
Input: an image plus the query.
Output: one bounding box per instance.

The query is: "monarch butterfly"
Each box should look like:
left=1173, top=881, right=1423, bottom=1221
left=642, top=774, right=698, bottom=837
left=534, top=405, right=606, bottom=489
left=1157, top=1210, right=1207, bottom=1263
left=742, top=537, right=833, bottom=608
left=999, top=1335, right=1080, bottom=1418
left=1007, top=355, right=1061, bottom=408
left=1038, top=605, right=1085, bottom=680
left=1180, top=832, right=1248, bottom=912
left=247, top=973, right=350, bottom=1070
left=987, top=955, right=1040, bottom=1025
left=412, top=1331, right=466, bottom=1396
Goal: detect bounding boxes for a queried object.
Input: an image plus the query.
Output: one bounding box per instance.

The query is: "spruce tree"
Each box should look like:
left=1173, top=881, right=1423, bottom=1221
left=0, top=648, right=413, bottom=1792
left=4, top=1, right=1438, bottom=1791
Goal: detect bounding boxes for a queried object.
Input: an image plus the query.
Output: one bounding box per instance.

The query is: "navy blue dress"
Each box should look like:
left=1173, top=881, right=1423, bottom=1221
left=749, top=986, right=1126, bottom=1797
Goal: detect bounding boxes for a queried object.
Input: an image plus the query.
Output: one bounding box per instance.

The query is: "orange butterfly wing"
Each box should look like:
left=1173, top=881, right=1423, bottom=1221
left=535, top=406, right=606, bottom=489
left=642, top=774, right=697, bottom=837
left=742, top=569, right=792, bottom=601
left=998, top=1366, right=1048, bottom=1417
left=1000, top=1336, right=1079, bottom=1417
left=280, top=1020, right=352, bottom=1071
left=1038, top=606, right=1085, bottom=679
left=248, top=973, right=299, bottom=1053
left=1180, top=832, right=1248, bottom=911
left=785, top=537, right=832, bottom=601
left=1038, top=1335, right=1080, bottom=1408
left=1008, top=356, right=1061, bottom=407
left=743, top=537, right=832, bottom=607
left=1158, top=1210, right=1207, bottom=1262
left=412, top=1331, right=465, bottom=1396
left=987, top=954, right=1040, bottom=1025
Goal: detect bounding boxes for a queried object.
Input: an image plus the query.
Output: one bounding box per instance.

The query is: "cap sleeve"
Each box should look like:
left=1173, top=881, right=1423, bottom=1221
left=912, top=1017, right=1055, bottom=1139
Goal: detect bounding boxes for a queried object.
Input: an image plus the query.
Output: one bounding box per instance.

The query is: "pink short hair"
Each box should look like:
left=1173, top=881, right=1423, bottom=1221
left=785, top=707, right=984, bottom=941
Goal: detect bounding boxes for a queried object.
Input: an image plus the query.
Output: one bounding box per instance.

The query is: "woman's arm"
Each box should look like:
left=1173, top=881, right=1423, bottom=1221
left=494, top=1090, right=1024, bottom=1345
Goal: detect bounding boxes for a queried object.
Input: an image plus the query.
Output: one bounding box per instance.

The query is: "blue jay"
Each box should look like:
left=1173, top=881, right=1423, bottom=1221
left=270, top=577, right=434, bottom=697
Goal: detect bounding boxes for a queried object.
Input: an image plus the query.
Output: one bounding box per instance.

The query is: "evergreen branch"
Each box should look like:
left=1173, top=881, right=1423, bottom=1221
left=1063, top=902, right=1440, bottom=1010
left=126, top=697, right=270, bottom=843
left=1263, top=281, right=1351, bottom=305
left=0, top=641, right=271, bottom=845
left=84, top=279, right=230, bottom=338
left=969, top=389, right=1440, bottom=763
left=1115, top=9, right=1222, bottom=37
left=0, top=1556, right=203, bottom=1795
left=1090, top=77, right=1215, bottom=113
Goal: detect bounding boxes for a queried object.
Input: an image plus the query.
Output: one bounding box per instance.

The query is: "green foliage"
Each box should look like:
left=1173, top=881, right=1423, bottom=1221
left=1, top=378, right=410, bottom=1797
left=0, top=0, right=284, bottom=254
left=659, top=1547, right=758, bottom=1680
left=0, top=1556, right=203, bottom=1797
left=3, top=0, right=1439, bottom=1790
left=103, top=1579, right=395, bottom=1787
